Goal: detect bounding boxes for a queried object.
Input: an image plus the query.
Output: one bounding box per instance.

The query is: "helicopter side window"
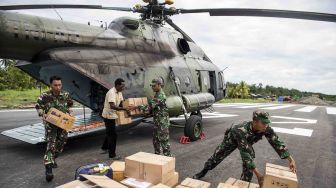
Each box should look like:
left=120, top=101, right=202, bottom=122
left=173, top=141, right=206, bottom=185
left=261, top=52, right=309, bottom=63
left=177, top=38, right=190, bottom=54
left=122, top=19, right=139, bottom=30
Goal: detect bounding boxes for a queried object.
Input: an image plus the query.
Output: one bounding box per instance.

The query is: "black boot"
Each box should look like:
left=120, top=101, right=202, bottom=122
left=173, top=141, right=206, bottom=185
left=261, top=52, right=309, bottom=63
left=193, top=169, right=208, bottom=180
left=45, top=164, right=54, bottom=182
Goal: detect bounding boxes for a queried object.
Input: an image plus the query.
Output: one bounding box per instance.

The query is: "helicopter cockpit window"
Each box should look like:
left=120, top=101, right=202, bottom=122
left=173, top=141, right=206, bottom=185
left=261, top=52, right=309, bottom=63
left=122, top=19, right=139, bottom=30
left=177, top=38, right=190, bottom=54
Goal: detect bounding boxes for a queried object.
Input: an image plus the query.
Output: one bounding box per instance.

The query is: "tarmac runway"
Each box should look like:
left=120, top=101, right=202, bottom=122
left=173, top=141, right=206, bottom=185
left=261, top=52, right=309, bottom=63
left=0, top=103, right=335, bottom=188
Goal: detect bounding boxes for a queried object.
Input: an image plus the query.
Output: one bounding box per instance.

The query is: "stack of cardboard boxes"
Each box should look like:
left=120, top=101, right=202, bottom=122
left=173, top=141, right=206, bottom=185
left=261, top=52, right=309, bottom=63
left=122, top=152, right=178, bottom=188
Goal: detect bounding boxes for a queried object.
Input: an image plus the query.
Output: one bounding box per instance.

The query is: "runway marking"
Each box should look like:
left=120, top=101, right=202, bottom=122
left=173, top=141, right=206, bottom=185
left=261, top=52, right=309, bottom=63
left=326, top=107, right=336, bottom=115
left=213, top=103, right=263, bottom=108
left=235, top=104, right=280, bottom=109
left=271, top=116, right=317, bottom=124
left=260, top=104, right=296, bottom=110
left=294, top=106, right=317, bottom=112
left=272, top=127, right=313, bottom=137
left=170, top=113, right=238, bottom=120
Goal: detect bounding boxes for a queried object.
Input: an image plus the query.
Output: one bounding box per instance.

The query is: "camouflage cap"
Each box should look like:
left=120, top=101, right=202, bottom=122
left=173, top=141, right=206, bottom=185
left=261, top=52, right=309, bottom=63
left=150, top=78, right=162, bottom=86
left=253, top=110, right=271, bottom=124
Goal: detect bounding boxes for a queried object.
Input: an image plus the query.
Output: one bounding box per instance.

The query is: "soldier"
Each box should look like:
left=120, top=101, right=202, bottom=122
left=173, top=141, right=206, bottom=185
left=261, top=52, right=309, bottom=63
left=193, top=110, right=297, bottom=187
left=101, top=78, right=136, bottom=159
left=139, top=79, right=171, bottom=156
left=35, top=76, right=73, bottom=182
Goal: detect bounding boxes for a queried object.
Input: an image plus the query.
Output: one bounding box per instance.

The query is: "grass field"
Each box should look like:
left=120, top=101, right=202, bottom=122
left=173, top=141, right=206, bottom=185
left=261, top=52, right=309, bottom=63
left=0, top=89, right=48, bottom=109
left=219, top=98, right=270, bottom=103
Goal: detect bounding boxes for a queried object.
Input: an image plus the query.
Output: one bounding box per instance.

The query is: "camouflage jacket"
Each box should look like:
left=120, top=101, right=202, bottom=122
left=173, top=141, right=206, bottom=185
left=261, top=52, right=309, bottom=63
left=230, top=121, right=290, bottom=170
left=139, top=90, right=169, bottom=119
left=35, top=90, right=74, bottom=116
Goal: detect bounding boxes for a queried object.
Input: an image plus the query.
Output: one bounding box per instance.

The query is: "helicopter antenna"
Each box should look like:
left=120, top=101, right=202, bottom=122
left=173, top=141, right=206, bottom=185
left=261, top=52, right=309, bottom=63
left=53, top=8, right=64, bottom=21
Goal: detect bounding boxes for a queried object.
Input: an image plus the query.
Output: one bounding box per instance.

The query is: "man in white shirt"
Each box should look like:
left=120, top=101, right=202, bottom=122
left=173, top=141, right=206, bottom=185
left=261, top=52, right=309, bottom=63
left=101, top=78, right=135, bottom=159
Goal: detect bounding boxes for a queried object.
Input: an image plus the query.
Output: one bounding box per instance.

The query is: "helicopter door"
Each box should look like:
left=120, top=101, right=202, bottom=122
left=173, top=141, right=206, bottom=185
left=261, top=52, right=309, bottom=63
left=208, top=71, right=217, bottom=98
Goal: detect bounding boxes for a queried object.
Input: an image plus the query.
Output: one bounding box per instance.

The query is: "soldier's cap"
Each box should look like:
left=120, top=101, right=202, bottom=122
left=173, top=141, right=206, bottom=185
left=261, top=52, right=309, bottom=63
left=150, top=79, right=162, bottom=86
left=253, top=110, right=271, bottom=124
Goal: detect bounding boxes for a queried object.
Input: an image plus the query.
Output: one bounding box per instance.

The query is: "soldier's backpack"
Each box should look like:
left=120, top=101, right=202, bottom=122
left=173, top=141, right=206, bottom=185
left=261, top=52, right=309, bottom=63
left=74, top=163, right=113, bottom=180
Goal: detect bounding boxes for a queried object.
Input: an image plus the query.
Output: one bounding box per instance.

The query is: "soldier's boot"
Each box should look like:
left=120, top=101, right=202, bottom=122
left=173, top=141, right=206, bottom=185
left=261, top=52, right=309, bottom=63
left=192, top=169, right=209, bottom=180
left=45, top=164, right=54, bottom=182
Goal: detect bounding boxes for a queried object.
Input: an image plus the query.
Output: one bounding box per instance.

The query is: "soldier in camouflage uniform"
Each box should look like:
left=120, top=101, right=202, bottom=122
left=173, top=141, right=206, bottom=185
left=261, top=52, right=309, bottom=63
left=193, top=110, right=297, bottom=187
left=139, top=79, right=171, bottom=156
left=35, top=76, right=73, bottom=182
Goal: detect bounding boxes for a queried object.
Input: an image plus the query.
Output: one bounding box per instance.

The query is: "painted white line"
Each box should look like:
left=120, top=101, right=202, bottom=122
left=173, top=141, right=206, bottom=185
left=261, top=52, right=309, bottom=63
left=260, top=104, right=295, bottom=110
left=271, top=116, right=317, bottom=124
left=235, top=104, right=281, bottom=109
left=272, top=127, right=313, bottom=137
left=294, top=106, right=317, bottom=112
left=170, top=113, right=238, bottom=121
left=326, top=107, right=336, bottom=115
left=213, top=103, right=264, bottom=107
left=0, top=107, right=90, bottom=113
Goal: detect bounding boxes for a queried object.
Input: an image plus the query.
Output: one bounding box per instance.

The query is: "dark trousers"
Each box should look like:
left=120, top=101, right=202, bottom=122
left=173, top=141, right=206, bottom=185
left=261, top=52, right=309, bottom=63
left=101, top=118, right=117, bottom=156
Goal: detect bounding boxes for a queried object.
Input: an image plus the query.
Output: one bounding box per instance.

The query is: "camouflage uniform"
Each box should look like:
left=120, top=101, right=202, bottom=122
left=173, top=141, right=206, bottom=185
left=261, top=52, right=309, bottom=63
left=203, top=120, right=290, bottom=182
left=140, top=90, right=171, bottom=156
left=36, top=90, right=73, bottom=166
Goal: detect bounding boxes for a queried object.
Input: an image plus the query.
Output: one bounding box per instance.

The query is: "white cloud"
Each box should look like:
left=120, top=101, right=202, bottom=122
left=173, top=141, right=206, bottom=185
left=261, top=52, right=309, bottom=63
left=1, top=0, right=336, bottom=94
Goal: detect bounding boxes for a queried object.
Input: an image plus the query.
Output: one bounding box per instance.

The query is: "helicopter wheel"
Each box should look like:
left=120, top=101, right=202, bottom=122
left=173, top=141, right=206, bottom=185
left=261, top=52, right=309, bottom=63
left=184, top=115, right=203, bottom=141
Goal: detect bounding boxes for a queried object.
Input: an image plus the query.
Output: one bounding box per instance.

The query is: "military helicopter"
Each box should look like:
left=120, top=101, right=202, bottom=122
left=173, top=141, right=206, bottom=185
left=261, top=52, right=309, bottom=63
left=0, top=0, right=336, bottom=143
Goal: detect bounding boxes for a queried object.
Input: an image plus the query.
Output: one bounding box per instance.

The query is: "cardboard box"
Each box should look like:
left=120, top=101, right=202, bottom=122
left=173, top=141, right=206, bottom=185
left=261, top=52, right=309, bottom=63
left=163, top=172, right=179, bottom=187
left=123, top=97, right=149, bottom=116
left=175, top=186, right=189, bottom=188
left=121, top=178, right=152, bottom=188
left=56, top=175, right=128, bottom=188
left=116, top=111, right=132, bottom=125
left=151, top=183, right=171, bottom=188
left=45, top=108, right=75, bottom=131
left=125, top=152, right=175, bottom=185
left=111, top=161, right=126, bottom=182
left=180, top=178, right=211, bottom=188
left=222, top=177, right=259, bottom=188
left=264, top=163, right=298, bottom=188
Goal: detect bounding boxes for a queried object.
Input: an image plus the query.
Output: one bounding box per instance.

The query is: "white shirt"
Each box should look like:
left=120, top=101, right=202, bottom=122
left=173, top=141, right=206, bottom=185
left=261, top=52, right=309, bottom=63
left=102, top=87, right=124, bottom=119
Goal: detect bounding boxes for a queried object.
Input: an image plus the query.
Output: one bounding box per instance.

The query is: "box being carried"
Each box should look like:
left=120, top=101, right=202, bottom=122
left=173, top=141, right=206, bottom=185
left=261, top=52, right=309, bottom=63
left=45, top=108, right=75, bottom=131
left=123, top=97, right=149, bottom=116
left=264, top=163, right=298, bottom=188
left=125, top=152, right=176, bottom=185
left=218, top=177, right=259, bottom=188
left=116, top=111, right=132, bottom=125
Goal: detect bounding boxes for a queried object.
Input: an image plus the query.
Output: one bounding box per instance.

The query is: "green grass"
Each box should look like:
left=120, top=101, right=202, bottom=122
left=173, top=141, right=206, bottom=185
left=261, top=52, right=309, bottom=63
left=0, top=89, right=48, bottom=109
left=219, top=98, right=270, bottom=103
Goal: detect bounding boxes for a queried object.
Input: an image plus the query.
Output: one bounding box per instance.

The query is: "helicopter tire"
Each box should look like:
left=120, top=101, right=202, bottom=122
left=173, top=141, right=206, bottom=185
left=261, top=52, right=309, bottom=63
left=184, top=115, right=203, bottom=141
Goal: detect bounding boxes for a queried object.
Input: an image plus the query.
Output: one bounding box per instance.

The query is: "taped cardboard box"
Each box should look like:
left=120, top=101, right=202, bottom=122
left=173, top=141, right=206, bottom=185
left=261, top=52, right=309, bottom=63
left=110, top=161, right=126, bottom=182
left=163, top=172, right=179, bottom=187
left=116, top=111, right=132, bottom=125
left=151, top=183, right=171, bottom=188
left=125, top=152, right=175, bottom=185
left=56, top=175, right=128, bottom=188
left=221, top=177, right=259, bottom=188
left=121, top=178, right=152, bottom=188
left=264, top=163, right=298, bottom=188
left=180, top=178, right=211, bottom=188
left=45, top=108, right=75, bottom=131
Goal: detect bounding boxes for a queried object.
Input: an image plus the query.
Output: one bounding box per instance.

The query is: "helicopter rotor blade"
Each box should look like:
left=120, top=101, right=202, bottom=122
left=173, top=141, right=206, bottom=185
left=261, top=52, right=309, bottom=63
left=178, top=8, right=336, bottom=23
left=0, top=4, right=132, bottom=12
left=166, top=18, right=194, bottom=42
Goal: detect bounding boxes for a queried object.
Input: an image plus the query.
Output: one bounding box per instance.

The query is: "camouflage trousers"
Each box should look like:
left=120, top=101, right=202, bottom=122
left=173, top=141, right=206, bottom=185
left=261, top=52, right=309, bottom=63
left=153, top=116, right=171, bottom=156
left=44, top=123, right=68, bottom=166
left=203, top=128, right=254, bottom=181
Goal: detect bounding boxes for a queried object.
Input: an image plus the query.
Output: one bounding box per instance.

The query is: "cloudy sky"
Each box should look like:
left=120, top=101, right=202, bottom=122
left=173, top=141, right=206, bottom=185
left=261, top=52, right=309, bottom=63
left=1, top=0, right=336, bottom=94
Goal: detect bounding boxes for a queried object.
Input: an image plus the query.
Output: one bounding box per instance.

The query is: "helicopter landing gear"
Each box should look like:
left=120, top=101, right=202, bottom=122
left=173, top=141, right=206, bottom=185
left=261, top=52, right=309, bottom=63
left=184, top=114, right=203, bottom=141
